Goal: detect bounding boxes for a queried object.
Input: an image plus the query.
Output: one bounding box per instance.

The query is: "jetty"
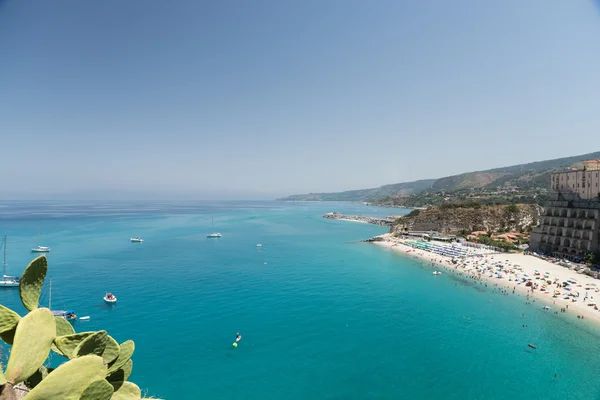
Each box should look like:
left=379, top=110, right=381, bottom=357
left=323, top=212, right=395, bottom=226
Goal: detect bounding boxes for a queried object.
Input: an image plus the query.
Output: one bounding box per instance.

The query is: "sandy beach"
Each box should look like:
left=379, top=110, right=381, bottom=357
left=372, top=234, right=600, bottom=327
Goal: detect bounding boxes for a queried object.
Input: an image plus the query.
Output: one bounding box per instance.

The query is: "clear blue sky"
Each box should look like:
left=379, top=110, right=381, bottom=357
left=1, top=0, right=600, bottom=199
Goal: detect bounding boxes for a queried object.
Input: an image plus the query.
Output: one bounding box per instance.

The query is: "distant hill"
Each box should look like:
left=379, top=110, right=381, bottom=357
left=278, top=179, right=436, bottom=202
left=279, top=151, right=600, bottom=202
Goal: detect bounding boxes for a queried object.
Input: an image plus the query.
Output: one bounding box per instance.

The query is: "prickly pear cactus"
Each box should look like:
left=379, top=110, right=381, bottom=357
left=107, top=340, right=135, bottom=374
left=55, top=315, right=75, bottom=337
left=23, top=355, right=108, bottom=400
left=80, top=379, right=114, bottom=400
left=0, top=258, right=153, bottom=400
left=4, top=308, right=55, bottom=385
left=109, top=381, right=141, bottom=400
left=74, top=330, right=108, bottom=358
left=51, top=316, right=77, bottom=357
left=0, top=305, right=20, bottom=334
left=106, top=358, right=133, bottom=391
left=70, top=330, right=120, bottom=364
left=19, top=256, right=47, bottom=311
left=54, top=332, right=96, bottom=358
left=98, top=334, right=120, bottom=365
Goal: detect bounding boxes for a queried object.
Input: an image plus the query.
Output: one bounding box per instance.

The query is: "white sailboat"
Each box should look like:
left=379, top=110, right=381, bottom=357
left=31, top=246, right=51, bottom=253
left=0, top=235, right=19, bottom=287
left=207, top=217, right=222, bottom=238
left=31, top=228, right=50, bottom=253
left=49, top=277, right=77, bottom=320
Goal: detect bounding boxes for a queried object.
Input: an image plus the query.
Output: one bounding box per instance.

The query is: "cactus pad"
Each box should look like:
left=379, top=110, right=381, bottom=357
left=19, top=256, right=48, bottom=311
left=106, top=359, right=132, bottom=391
left=24, top=355, right=108, bottom=400
left=4, top=308, right=55, bottom=384
left=71, top=330, right=120, bottom=364
left=74, top=330, right=108, bottom=358
left=0, top=304, right=20, bottom=333
left=55, top=315, right=76, bottom=337
left=54, top=332, right=96, bottom=358
left=110, top=381, right=142, bottom=400
left=80, top=379, right=114, bottom=400
left=102, top=334, right=120, bottom=364
left=107, top=340, right=135, bottom=374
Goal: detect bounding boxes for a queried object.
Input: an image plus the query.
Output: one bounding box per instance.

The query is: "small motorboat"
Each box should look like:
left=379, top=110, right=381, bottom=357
left=104, top=292, right=117, bottom=304
left=528, top=343, right=537, bottom=349
left=53, top=310, right=77, bottom=321
left=130, top=237, right=143, bottom=243
left=79, top=316, right=90, bottom=321
left=433, top=271, right=442, bottom=275
left=256, top=244, right=262, bottom=247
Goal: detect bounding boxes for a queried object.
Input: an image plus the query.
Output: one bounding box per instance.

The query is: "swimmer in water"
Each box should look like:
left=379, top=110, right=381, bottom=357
left=235, top=333, right=242, bottom=342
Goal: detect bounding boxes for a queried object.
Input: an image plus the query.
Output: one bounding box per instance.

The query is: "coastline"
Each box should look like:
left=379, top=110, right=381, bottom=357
left=323, top=212, right=394, bottom=226
left=370, top=233, right=600, bottom=329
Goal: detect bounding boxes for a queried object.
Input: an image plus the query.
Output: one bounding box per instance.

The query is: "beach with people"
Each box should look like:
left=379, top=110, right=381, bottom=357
left=372, top=233, right=600, bottom=326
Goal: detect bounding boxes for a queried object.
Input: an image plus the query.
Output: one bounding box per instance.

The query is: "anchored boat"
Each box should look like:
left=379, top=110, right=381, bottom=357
left=104, top=292, right=117, bottom=304
left=31, top=228, right=50, bottom=252
left=31, top=246, right=51, bottom=253
left=0, top=235, right=20, bottom=287
left=48, top=277, right=77, bottom=320
left=207, top=217, right=222, bottom=238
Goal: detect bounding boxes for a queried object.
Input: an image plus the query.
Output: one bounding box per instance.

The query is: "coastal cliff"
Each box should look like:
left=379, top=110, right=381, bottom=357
left=390, top=203, right=542, bottom=235
left=323, top=212, right=395, bottom=226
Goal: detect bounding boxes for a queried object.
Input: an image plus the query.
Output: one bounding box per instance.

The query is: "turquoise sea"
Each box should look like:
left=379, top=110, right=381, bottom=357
left=2, top=201, right=600, bottom=399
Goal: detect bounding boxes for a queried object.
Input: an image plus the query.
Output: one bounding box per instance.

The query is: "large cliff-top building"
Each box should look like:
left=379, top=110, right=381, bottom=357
left=529, top=160, right=600, bottom=260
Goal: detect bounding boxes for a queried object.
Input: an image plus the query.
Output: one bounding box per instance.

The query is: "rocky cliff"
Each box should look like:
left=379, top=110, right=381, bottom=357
left=390, top=203, right=542, bottom=235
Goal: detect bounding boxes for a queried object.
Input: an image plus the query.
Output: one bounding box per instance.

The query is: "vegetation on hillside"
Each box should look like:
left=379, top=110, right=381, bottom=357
left=372, top=187, right=550, bottom=208
left=467, top=233, right=519, bottom=251
left=278, top=151, right=600, bottom=202
left=277, top=179, right=436, bottom=201
left=0, top=257, right=156, bottom=400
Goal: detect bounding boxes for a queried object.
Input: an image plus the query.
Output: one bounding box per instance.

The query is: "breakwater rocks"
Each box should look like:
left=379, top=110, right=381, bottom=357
left=323, top=212, right=395, bottom=226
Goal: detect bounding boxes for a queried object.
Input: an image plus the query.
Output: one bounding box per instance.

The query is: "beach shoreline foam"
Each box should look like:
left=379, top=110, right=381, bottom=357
left=370, top=233, right=600, bottom=329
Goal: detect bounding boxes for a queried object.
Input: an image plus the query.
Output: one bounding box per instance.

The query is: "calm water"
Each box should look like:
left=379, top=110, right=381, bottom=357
left=1, top=201, right=600, bottom=399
